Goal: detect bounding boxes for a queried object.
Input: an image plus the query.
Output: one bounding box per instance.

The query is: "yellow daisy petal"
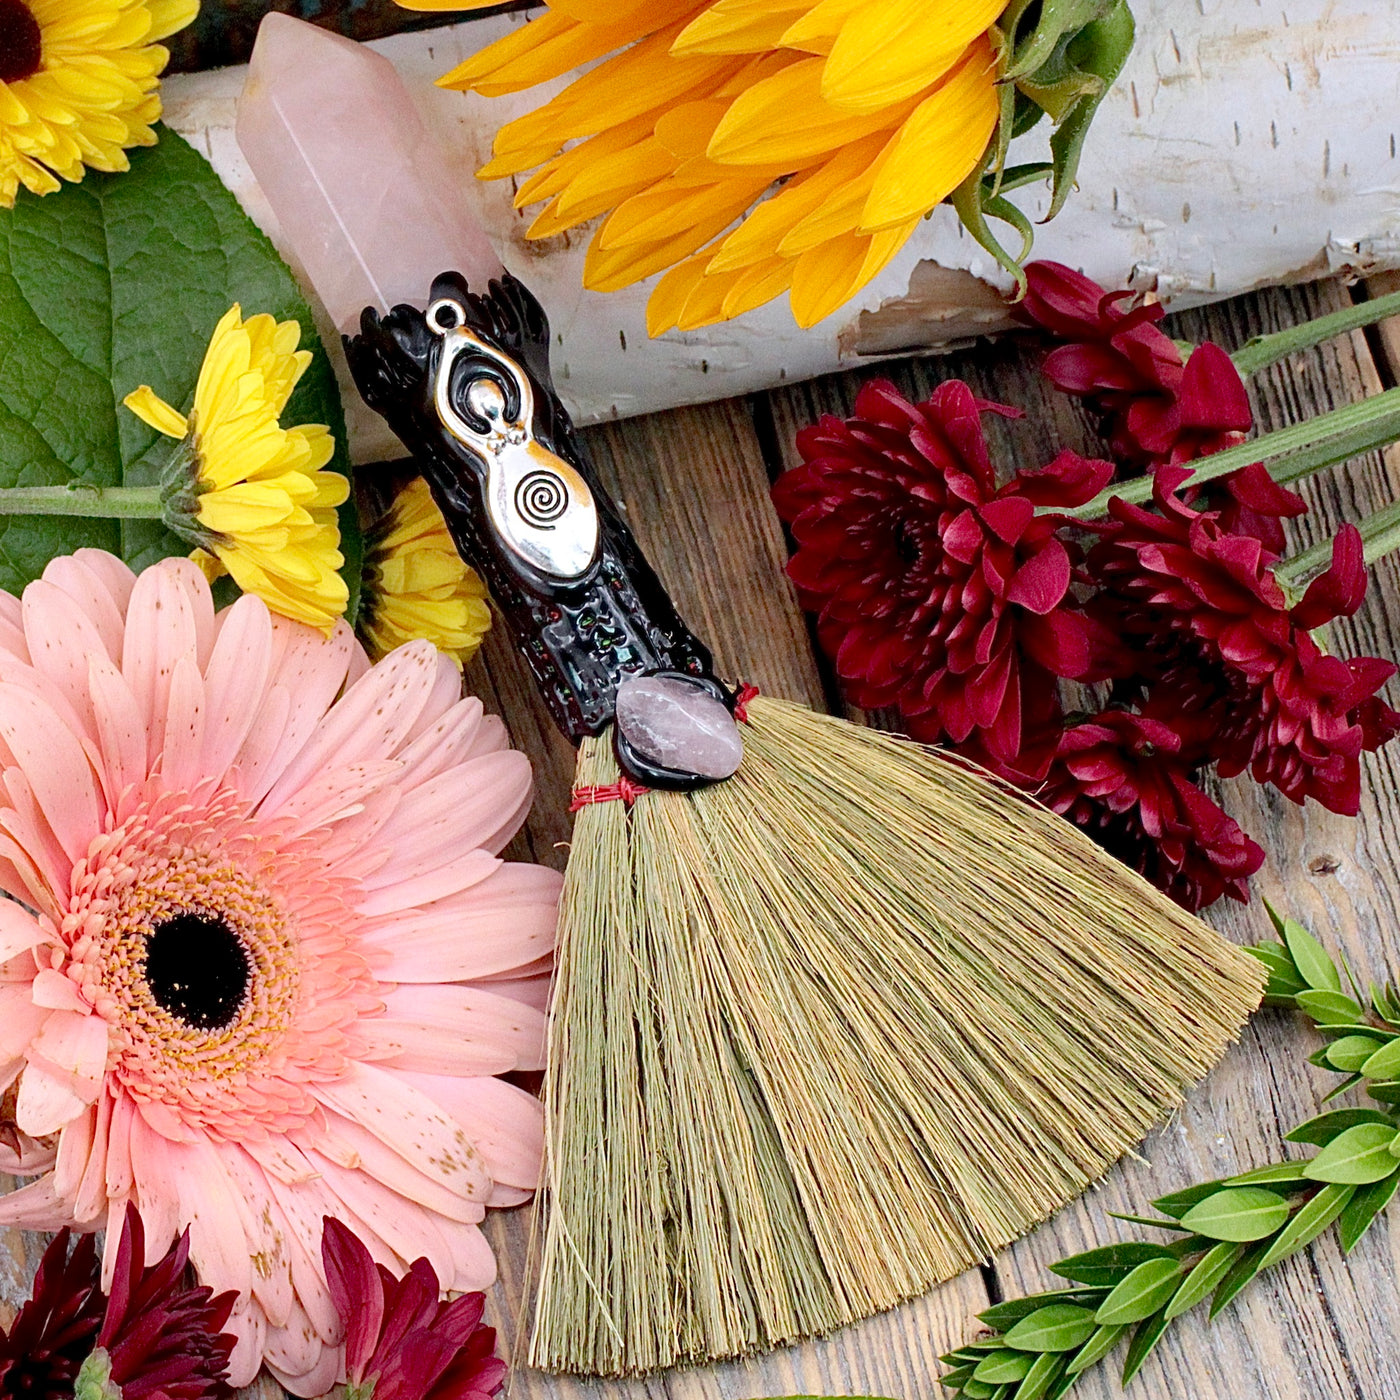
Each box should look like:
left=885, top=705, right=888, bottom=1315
left=359, top=477, right=491, bottom=669
left=789, top=218, right=917, bottom=327
left=819, top=0, right=1005, bottom=113
left=672, top=0, right=811, bottom=55
left=858, top=38, right=999, bottom=232
left=121, top=384, right=188, bottom=439
left=1, top=0, right=194, bottom=204
left=707, top=55, right=916, bottom=165
left=122, top=304, right=349, bottom=633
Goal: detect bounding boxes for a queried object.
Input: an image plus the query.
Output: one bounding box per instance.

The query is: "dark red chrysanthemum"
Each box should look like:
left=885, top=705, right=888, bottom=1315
left=772, top=377, right=1111, bottom=774
left=90, top=1205, right=237, bottom=1400
left=322, top=1218, right=505, bottom=1400
left=1088, top=467, right=1400, bottom=815
left=0, top=1232, right=102, bottom=1400
left=1018, top=260, right=1253, bottom=465
left=1016, top=262, right=1298, bottom=546
left=1040, top=710, right=1266, bottom=911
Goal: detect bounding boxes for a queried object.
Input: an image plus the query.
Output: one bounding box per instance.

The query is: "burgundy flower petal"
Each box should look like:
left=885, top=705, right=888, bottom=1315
left=323, top=1217, right=385, bottom=1383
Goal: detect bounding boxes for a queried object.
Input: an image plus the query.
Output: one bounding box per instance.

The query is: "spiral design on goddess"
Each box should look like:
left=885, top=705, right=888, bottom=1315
left=515, top=469, right=570, bottom=527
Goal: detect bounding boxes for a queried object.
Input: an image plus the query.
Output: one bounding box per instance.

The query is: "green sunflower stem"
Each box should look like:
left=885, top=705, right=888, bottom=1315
left=1232, top=290, right=1400, bottom=378
left=1052, top=386, right=1400, bottom=522
left=1274, top=501, right=1400, bottom=594
left=0, top=484, right=165, bottom=518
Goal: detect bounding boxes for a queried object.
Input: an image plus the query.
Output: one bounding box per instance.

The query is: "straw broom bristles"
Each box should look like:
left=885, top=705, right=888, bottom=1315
left=530, top=695, right=1265, bottom=1376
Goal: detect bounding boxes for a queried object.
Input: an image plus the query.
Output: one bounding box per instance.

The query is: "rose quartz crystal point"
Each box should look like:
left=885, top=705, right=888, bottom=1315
left=236, top=13, right=504, bottom=332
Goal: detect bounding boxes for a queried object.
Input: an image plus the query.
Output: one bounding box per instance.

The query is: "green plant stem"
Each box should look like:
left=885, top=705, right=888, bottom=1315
left=1232, top=291, right=1400, bottom=378
left=1049, top=387, right=1400, bottom=521
left=1274, top=501, right=1400, bottom=594
left=0, top=485, right=164, bottom=518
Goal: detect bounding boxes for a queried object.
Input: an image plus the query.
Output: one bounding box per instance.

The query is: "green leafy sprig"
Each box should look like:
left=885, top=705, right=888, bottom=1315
left=938, top=906, right=1400, bottom=1400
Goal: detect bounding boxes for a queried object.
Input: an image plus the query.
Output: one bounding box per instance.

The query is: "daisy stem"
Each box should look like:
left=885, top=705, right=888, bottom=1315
left=1054, top=385, right=1400, bottom=521
left=1274, top=501, right=1400, bottom=592
left=1231, top=289, right=1400, bottom=378
left=0, top=484, right=165, bottom=518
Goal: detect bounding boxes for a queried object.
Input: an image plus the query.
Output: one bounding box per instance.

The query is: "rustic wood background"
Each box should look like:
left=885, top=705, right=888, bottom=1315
left=2, top=260, right=1398, bottom=1400
left=458, top=273, right=1400, bottom=1400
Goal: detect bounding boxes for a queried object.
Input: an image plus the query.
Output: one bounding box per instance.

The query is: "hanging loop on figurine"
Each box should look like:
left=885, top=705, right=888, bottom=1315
left=427, top=297, right=600, bottom=582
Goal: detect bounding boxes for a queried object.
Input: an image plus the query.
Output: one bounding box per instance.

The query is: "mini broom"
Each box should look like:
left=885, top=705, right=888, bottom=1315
left=237, top=20, right=1264, bottom=1378
left=342, top=273, right=1264, bottom=1377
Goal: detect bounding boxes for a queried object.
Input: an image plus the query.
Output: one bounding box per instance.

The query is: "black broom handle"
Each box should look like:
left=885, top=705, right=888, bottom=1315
left=344, top=271, right=734, bottom=748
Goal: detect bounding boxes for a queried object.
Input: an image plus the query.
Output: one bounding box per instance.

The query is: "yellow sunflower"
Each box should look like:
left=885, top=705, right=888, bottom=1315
left=0, top=0, right=198, bottom=207
left=410, top=0, right=1003, bottom=330
left=123, top=304, right=351, bottom=633
left=359, top=476, right=492, bottom=669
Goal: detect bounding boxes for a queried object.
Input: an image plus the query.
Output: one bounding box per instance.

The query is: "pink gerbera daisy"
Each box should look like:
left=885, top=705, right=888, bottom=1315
left=0, top=551, right=561, bottom=1397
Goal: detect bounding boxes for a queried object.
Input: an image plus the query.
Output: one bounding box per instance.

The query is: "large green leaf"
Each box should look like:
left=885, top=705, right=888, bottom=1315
left=0, top=126, right=360, bottom=617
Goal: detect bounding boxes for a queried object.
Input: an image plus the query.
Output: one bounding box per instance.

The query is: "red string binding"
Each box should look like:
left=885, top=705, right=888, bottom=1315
left=733, top=682, right=760, bottom=723
left=569, top=775, right=651, bottom=811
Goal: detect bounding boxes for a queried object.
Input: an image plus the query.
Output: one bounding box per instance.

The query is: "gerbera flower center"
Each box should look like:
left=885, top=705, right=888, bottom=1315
left=0, top=0, right=43, bottom=84
left=143, top=912, right=252, bottom=1030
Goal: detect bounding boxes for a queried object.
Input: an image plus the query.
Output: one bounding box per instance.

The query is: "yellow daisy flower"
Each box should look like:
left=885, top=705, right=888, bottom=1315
left=123, top=304, right=351, bottom=633
left=413, top=0, right=1002, bottom=331
left=359, top=476, right=491, bottom=669
left=0, top=0, right=199, bottom=207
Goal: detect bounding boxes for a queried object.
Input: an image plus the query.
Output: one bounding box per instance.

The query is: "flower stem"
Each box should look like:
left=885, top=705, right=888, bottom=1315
left=1274, top=500, right=1400, bottom=592
left=1232, top=290, right=1400, bottom=378
left=0, top=484, right=165, bottom=518
left=1053, top=386, right=1400, bottom=521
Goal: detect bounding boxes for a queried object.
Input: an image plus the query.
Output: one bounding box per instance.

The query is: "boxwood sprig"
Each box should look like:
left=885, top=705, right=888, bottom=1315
left=938, top=905, right=1400, bottom=1400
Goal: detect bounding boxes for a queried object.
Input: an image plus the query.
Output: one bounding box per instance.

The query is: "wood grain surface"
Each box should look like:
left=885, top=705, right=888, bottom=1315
left=4, top=277, right=1399, bottom=1400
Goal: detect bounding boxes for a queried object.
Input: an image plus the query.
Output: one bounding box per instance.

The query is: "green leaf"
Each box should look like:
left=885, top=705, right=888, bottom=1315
left=1119, top=1308, right=1172, bottom=1387
left=1295, top=989, right=1364, bottom=1025
left=1049, top=1242, right=1178, bottom=1287
left=1323, top=1072, right=1365, bottom=1103
left=939, top=1364, right=976, bottom=1389
left=1360, top=1038, right=1400, bottom=1080
left=1257, top=1183, right=1355, bottom=1269
left=1208, top=1240, right=1269, bottom=1318
left=1246, top=943, right=1307, bottom=1002
left=1338, top=1173, right=1400, bottom=1253
left=1163, top=1241, right=1242, bottom=1321
left=978, top=1291, right=1104, bottom=1330
left=1281, top=919, right=1342, bottom=992
left=974, top=1353, right=1035, bottom=1385
left=1003, top=1305, right=1099, bottom=1353
left=1151, top=1182, right=1226, bottom=1218
left=1225, top=1162, right=1309, bottom=1189
left=0, top=128, right=360, bottom=616
left=1064, top=1323, right=1126, bottom=1374
left=1179, top=1188, right=1291, bottom=1242
left=1093, top=1258, right=1183, bottom=1326
left=1106, top=1211, right=1189, bottom=1231
left=1326, top=1035, right=1387, bottom=1072
left=1365, top=1079, right=1400, bottom=1105
left=1286, top=1108, right=1395, bottom=1146
left=1012, top=1353, right=1066, bottom=1400
left=1304, top=1123, right=1400, bottom=1184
